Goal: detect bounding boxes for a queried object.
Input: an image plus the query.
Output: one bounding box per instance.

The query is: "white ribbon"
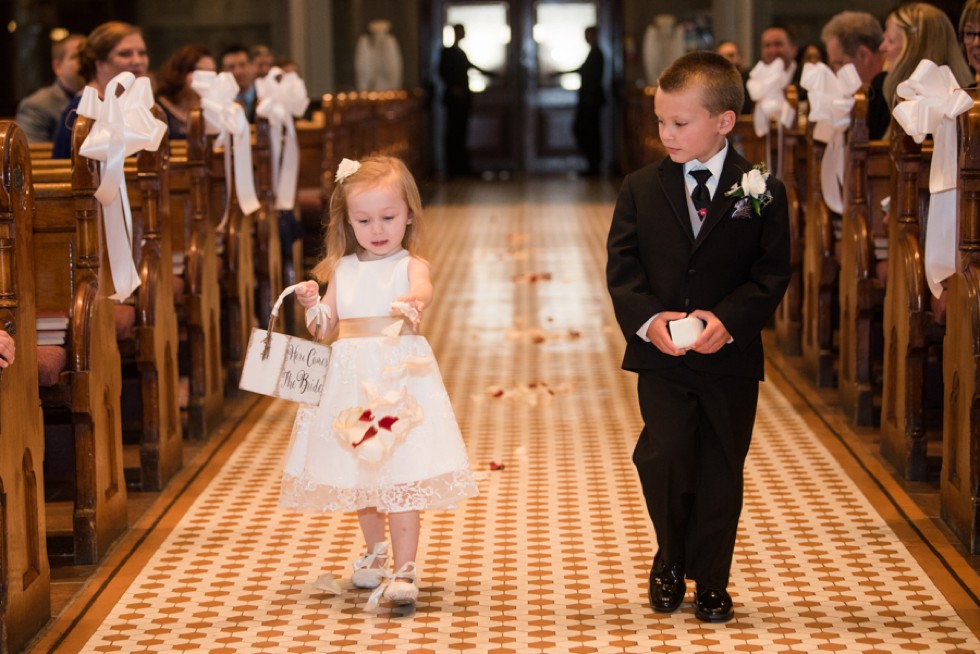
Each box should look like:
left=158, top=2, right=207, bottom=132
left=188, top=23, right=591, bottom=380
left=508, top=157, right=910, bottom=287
left=800, top=62, right=862, bottom=214
left=78, top=72, right=167, bottom=300
left=746, top=59, right=796, bottom=138
left=256, top=67, right=310, bottom=211
left=892, top=59, right=974, bottom=298
left=191, top=70, right=260, bottom=230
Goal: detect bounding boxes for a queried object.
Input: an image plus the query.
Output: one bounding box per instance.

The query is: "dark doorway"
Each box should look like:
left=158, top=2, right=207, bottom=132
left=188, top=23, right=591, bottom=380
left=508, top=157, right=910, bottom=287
left=425, top=0, right=619, bottom=176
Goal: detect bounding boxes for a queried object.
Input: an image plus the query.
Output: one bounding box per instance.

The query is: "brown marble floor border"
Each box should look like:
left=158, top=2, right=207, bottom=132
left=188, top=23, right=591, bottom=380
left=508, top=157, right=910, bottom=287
left=763, top=337, right=980, bottom=636
left=28, top=394, right=268, bottom=654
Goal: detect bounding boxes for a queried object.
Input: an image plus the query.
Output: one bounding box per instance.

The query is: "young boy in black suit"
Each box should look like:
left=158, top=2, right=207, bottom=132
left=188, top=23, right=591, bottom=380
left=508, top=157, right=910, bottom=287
left=606, top=51, right=791, bottom=622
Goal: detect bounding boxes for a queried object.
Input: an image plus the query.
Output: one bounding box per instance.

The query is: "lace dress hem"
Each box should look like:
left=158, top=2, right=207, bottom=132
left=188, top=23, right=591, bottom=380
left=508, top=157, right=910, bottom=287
left=279, top=468, right=478, bottom=513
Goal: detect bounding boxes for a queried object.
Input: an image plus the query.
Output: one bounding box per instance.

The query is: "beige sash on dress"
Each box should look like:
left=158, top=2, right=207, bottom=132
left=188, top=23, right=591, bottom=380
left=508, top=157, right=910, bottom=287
left=336, top=316, right=412, bottom=339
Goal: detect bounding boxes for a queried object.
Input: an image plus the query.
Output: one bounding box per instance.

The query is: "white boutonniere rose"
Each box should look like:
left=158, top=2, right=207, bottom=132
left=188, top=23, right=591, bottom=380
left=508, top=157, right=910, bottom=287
left=724, top=162, right=773, bottom=217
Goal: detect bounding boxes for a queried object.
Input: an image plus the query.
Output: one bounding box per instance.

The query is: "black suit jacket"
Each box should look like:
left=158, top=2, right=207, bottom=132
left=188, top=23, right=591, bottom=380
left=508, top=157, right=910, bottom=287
left=606, top=147, right=791, bottom=380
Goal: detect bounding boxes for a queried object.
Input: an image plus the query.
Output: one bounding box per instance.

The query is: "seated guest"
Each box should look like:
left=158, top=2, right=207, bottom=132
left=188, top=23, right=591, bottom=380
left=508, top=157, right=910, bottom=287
left=220, top=43, right=257, bottom=123
left=879, top=3, right=972, bottom=311
left=155, top=44, right=216, bottom=139
left=758, top=25, right=805, bottom=101
left=798, top=42, right=826, bottom=67
left=716, top=40, right=753, bottom=115
left=821, top=11, right=888, bottom=139
left=15, top=33, right=84, bottom=143
left=251, top=44, right=274, bottom=79
left=51, top=21, right=149, bottom=159
left=959, top=0, right=980, bottom=82
left=0, top=330, right=14, bottom=368
left=881, top=3, right=973, bottom=112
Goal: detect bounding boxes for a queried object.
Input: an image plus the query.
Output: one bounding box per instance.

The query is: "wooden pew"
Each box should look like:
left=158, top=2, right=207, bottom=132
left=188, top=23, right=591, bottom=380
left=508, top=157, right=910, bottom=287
left=253, top=119, right=284, bottom=328
left=729, top=115, right=770, bottom=171
left=168, top=109, right=224, bottom=440
left=208, top=137, right=255, bottom=392
left=30, top=122, right=184, bottom=490
left=622, top=86, right=663, bottom=172
left=120, top=128, right=183, bottom=490
left=774, top=86, right=806, bottom=356
left=292, top=112, right=327, bottom=332
left=31, top=115, right=127, bottom=566
left=801, top=119, right=838, bottom=387
left=881, top=130, right=941, bottom=480
left=837, top=92, right=889, bottom=426
left=0, top=122, right=51, bottom=654
left=942, top=89, right=980, bottom=554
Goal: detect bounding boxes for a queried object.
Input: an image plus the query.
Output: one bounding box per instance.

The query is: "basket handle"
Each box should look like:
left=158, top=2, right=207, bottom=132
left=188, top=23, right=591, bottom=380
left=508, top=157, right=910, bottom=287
left=261, top=283, right=305, bottom=360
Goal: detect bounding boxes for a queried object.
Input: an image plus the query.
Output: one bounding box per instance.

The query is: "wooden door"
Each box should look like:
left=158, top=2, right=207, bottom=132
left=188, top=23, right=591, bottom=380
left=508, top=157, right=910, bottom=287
left=427, top=0, right=617, bottom=175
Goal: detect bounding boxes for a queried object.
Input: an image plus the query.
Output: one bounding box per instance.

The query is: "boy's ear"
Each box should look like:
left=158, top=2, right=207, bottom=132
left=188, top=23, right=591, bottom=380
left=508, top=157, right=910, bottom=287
left=717, top=110, right=737, bottom=136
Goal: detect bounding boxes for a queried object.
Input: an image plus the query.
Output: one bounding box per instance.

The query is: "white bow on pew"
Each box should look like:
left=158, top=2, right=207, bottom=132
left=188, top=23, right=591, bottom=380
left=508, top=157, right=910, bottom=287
left=256, top=67, right=310, bottom=211
left=78, top=71, right=167, bottom=301
left=800, top=62, right=862, bottom=214
left=746, top=59, right=796, bottom=139
left=892, top=59, right=973, bottom=298
left=191, top=70, right=261, bottom=231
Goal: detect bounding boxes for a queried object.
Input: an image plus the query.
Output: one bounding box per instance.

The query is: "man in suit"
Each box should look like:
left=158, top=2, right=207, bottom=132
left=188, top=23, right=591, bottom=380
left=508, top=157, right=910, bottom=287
left=438, top=24, right=496, bottom=177
left=572, top=26, right=605, bottom=176
left=15, top=34, right=84, bottom=143
left=606, top=51, right=791, bottom=622
left=221, top=43, right=257, bottom=123
left=821, top=11, right=889, bottom=140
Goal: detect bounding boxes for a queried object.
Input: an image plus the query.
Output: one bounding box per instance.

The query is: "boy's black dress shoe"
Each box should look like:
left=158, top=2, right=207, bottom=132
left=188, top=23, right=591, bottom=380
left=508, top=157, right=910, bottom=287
left=648, top=563, right=686, bottom=613
left=694, top=585, right=734, bottom=622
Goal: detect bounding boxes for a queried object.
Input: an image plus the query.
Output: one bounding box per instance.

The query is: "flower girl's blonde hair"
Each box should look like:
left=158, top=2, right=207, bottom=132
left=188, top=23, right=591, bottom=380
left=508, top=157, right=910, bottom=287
left=312, top=156, right=424, bottom=282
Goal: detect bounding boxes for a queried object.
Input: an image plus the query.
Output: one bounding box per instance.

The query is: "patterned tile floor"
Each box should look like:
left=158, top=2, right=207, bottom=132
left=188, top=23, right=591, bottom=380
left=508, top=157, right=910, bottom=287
left=34, top=178, right=980, bottom=653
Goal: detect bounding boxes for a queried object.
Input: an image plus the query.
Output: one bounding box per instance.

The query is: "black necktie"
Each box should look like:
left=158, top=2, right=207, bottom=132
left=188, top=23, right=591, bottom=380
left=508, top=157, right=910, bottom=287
left=690, top=169, right=712, bottom=221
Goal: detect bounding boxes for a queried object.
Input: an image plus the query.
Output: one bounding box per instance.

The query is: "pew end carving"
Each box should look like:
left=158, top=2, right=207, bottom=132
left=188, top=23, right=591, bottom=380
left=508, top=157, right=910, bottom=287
left=774, top=85, right=806, bottom=356
left=942, top=89, right=980, bottom=553
left=838, top=91, right=888, bottom=426
left=31, top=115, right=128, bottom=566
left=802, top=122, right=838, bottom=387
left=0, top=121, right=51, bottom=654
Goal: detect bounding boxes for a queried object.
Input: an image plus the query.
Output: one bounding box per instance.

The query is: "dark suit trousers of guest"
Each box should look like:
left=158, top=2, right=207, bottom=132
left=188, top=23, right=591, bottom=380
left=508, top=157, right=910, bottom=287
left=633, top=365, right=759, bottom=588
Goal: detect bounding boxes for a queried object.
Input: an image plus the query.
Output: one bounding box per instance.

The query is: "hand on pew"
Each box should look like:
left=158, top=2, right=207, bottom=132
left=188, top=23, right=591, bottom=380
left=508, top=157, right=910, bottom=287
left=0, top=330, right=14, bottom=367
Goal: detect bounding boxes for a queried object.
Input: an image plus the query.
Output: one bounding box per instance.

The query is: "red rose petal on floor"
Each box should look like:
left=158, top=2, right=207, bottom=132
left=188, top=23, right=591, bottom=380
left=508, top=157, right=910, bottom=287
left=358, top=410, right=374, bottom=422
left=378, top=415, right=399, bottom=431
left=490, top=462, right=505, bottom=471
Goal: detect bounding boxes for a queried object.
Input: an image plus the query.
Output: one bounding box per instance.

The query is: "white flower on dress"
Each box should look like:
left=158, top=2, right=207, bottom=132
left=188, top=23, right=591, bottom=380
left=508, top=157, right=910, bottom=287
left=333, top=383, right=424, bottom=463
left=335, top=158, right=361, bottom=183
left=724, top=162, right=773, bottom=217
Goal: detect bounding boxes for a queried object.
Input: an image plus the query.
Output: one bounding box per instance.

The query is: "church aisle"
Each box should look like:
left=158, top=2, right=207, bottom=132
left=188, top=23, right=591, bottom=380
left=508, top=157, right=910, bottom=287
left=37, top=179, right=980, bottom=653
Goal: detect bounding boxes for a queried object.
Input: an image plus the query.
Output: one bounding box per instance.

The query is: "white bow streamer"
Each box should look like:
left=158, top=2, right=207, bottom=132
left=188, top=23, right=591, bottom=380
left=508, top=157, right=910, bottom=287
left=746, top=59, right=796, bottom=138
left=191, top=70, right=261, bottom=230
left=256, top=67, right=310, bottom=211
left=800, top=62, right=862, bottom=214
left=78, top=72, right=167, bottom=300
left=892, top=59, right=974, bottom=298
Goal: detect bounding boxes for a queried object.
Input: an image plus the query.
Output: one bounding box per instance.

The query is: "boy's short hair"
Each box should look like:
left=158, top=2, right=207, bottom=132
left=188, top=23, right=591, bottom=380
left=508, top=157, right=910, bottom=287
left=657, top=51, right=745, bottom=116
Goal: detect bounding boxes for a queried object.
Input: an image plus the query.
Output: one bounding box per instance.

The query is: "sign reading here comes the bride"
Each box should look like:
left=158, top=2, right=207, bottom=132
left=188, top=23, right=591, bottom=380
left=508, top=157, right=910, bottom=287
left=240, top=330, right=330, bottom=404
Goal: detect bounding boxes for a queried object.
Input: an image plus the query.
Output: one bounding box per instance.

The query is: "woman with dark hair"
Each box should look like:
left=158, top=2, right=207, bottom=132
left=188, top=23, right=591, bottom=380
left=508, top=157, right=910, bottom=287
left=960, top=0, right=980, bottom=81
left=155, top=44, right=216, bottom=139
left=52, top=21, right=149, bottom=158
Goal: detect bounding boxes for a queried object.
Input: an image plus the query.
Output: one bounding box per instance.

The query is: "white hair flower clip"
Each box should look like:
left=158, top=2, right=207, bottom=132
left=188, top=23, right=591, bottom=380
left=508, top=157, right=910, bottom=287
left=335, top=158, right=361, bottom=183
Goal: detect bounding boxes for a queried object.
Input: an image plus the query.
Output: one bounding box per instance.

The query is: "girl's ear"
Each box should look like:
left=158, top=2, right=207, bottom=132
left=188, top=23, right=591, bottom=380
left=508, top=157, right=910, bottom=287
left=407, top=210, right=414, bottom=224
